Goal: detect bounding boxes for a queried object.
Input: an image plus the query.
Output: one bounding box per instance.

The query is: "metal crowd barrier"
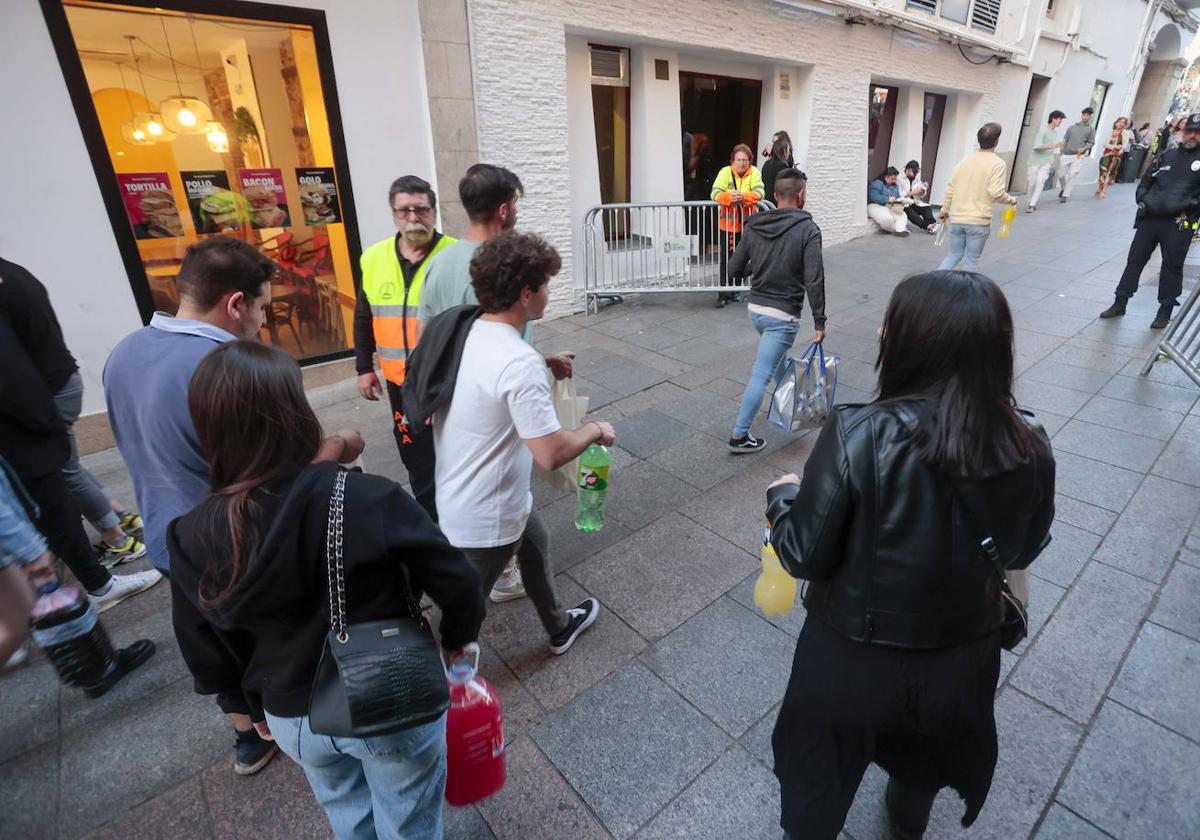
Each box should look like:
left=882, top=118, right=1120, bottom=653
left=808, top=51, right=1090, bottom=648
left=1141, top=279, right=1200, bottom=386
left=581, top=200, right=775, bottom=313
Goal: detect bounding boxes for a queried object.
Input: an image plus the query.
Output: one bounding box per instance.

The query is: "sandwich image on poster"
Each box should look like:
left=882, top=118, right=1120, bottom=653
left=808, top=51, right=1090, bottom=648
left=296, top=167, right=341, bottom=226
left=182, top=170, right=248, bottom=234
left=117, top=172, right=183, bottom=239
left=238, top=168, right=291, bottom=229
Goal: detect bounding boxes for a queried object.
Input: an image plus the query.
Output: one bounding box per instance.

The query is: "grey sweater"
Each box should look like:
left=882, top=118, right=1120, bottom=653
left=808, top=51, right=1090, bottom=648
left=1062, top=122, right=1096, bottom=155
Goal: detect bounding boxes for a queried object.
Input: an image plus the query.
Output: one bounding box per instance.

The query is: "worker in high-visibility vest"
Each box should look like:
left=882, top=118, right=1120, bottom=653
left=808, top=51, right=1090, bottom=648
left=711, top=143, right=765, bottom=307
left=354, top=175, right=455, bottom=520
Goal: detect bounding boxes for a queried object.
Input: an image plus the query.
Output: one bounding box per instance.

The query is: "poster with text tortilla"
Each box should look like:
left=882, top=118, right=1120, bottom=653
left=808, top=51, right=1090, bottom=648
left=238, top=168, right=291, bottom=229
left=117, top=173, right=182, bottom=239
left=296, top=167, right=341, bottom=226
left=182, top=170, right=247, bottom=234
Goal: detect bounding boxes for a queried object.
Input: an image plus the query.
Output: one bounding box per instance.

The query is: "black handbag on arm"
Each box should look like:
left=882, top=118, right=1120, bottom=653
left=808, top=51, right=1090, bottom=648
left=307, top=469, right=450, bottom=737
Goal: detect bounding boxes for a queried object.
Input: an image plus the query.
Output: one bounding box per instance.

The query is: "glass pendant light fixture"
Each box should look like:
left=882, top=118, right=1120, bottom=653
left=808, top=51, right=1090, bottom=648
left=157, top=17, right=210, bottom=135
left=205, top=121, right=229, bottom=153
left=117, top=63, right=156, bottom=146
left=125, top=37, right=165, bottom=142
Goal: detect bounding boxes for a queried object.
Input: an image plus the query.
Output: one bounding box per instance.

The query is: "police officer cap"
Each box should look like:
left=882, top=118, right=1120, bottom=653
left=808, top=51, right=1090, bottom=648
left=1185, top=113, right=1200, bottom=131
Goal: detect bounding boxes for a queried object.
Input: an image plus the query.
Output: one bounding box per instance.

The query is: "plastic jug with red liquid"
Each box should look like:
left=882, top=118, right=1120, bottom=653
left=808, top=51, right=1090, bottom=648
left=444, top=644, right=506, bottom=805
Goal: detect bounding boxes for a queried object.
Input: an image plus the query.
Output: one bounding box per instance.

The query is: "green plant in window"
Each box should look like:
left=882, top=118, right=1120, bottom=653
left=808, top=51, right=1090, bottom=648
left=234, top=106, right=265, bottom=168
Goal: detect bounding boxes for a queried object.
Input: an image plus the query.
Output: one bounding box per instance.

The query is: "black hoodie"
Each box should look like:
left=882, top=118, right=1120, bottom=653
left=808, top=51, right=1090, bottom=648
left=167, top=461, right=484, bottom=720
left=727, top=207, right=826, bottom=328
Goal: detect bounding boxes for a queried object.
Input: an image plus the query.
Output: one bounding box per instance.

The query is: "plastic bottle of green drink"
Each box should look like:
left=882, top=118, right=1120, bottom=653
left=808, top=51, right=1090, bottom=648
left=574, top=444, right=610, bottom=532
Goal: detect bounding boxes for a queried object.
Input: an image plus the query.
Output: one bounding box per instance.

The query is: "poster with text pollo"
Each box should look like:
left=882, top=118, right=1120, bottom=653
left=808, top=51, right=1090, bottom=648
left=238, top=168, right=291, bottom=229
left=117, top=173, right=182, bottom=239
left=295, top=167, right=341, bottom=226
left=182, top=170, right=246, bottom=234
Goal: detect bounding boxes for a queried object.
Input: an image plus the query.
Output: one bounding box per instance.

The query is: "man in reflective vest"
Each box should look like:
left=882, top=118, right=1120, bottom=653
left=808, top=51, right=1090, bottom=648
left=355, top=175, right=455, bottom=520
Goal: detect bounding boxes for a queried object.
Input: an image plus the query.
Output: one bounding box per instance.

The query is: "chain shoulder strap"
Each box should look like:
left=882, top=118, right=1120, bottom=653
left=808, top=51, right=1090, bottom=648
left=326, top=469, right=349, bottom=643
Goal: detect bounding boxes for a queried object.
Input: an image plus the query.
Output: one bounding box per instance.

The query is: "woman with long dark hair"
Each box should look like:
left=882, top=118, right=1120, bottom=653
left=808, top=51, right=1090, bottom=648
left=762, top=136, right=793, bottom=205
left=765, top=271, right=1055, bottom=839
left=168, top=341, right=484, bottom=840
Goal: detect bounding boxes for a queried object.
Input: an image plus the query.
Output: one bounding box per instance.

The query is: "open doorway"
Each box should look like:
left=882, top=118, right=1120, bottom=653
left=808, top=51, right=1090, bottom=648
left=679, top=71, right=762, bottom=196
left=921, top=93, right=946, bottom=200
left=868, top=84, right=899, bottom=181
left=1011, top=74, right=1051, bottom=193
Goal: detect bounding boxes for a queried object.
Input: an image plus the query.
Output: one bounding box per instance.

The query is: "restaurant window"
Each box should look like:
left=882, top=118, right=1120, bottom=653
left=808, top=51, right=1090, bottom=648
left=41, top=0, right=363, bottom=363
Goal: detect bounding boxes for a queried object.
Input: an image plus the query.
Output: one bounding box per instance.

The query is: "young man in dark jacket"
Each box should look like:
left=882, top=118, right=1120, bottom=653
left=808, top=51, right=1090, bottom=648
left=727, top=169, right=827, bottom=453
left=1100, top=112, right=1200, bottom=329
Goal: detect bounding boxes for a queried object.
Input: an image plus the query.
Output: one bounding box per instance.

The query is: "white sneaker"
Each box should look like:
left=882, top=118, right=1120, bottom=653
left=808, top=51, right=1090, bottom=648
left=3, top=643, right=29, bottom=671
left=489, top=561, right=526, bottom=603
left=89, top=569, right=163, bottom=614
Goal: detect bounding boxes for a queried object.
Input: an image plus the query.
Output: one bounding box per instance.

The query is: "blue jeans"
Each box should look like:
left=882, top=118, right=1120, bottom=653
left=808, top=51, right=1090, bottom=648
left=733, top=312, right=801, bottom=437
left=265, top=711, right=447, bottom=840
left=938, top=223, right=990, bottom=272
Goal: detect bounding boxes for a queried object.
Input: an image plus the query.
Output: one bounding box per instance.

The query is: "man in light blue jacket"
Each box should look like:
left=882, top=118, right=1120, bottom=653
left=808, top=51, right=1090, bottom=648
left=867, top=167, right=910, bottom=235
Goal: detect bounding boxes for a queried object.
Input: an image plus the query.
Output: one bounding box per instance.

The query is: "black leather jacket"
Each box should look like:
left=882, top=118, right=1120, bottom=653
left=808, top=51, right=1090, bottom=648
left=766, top=399, right=1055, bottom=650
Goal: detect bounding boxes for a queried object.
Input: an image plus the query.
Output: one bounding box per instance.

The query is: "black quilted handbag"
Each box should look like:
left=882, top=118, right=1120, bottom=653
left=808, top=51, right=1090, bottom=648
left=308, top=469, right=449, bottom=737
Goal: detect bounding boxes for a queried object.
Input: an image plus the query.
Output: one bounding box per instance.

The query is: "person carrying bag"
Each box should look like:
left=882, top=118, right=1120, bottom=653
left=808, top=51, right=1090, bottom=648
left=168, top=341, right=484, bottom=840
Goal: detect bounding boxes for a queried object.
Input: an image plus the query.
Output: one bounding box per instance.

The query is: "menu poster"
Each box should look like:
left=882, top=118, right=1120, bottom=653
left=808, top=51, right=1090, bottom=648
left=181, top=170, right=247, bottom=234
left=296, top=167, right=342, bottom=226
left=238, top=167, right=291, bottom=229
left=117, top=172, right=182, bottom=239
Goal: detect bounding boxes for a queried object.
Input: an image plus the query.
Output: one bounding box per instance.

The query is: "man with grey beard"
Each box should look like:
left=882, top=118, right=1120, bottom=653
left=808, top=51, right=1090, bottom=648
left=1100, top=113, right=1200, bottom=330
left=354, top=175, right=456, bottom=520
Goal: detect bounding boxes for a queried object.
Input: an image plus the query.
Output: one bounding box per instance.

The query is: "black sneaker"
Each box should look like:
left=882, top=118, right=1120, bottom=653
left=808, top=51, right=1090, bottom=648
left=728, top=432, right=765, bottom=454
left=550, top=598, right=600, bottom=656
left=82, top=639, right=156, bottom=699
left=234, top=727, right=279, bottom=776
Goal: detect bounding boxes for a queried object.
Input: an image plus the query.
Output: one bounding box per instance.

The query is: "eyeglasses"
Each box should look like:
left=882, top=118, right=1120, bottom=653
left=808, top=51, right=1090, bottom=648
left=392, top=205, right=433, bottom=218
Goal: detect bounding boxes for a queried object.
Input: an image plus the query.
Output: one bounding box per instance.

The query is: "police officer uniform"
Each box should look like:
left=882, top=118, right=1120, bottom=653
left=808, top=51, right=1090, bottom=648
left=1102, top=112, right=1200, bottom=329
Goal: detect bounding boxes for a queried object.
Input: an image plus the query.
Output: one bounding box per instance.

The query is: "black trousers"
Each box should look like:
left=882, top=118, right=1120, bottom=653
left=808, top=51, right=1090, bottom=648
left=718, top=229, right=743, bottom=301
left=905, top=204, right=937, bottom=231
left=22, top=469, right=110, bottom=593
left=385, top=381, right=438, bottom=522
left=1116, top=216, right=1191, bottom=304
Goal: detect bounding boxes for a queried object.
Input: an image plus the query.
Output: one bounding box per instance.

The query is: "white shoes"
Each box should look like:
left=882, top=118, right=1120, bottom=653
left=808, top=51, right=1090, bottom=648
left=89, top=569, right=163, bottom=614
left=489, top=560, right=527, bottom=603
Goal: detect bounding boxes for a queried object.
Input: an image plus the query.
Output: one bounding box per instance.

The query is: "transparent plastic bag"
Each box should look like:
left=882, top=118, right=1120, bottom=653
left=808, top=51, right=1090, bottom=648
left=768, top=342, right=840, bottom=432
left=533, top=377, right=589, bottom=491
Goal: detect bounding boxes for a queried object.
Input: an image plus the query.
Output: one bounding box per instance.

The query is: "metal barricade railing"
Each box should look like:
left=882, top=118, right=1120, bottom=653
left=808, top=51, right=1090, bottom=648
left=582, top=200, right=774, bottom=313
left=1141, top=279, right=1200, bottom=386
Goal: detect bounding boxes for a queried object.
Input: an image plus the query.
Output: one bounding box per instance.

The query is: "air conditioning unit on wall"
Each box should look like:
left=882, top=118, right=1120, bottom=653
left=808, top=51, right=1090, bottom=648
left=589, top=45, right=630, bottom=87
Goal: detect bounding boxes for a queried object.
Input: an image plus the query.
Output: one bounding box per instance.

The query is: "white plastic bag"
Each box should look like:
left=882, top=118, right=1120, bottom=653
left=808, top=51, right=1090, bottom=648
left=534, top=377, right=590, bottom=491
left=768, top=342, right=840, bottom=432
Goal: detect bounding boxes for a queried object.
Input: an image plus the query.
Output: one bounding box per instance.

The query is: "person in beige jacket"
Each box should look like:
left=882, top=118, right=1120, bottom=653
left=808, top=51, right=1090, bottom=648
left=937, top=122, right=1018, bottom=271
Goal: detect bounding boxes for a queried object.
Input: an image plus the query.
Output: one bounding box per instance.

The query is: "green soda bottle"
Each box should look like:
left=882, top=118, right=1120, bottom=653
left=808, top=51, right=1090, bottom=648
left=574, top=444, right=611, bottom=532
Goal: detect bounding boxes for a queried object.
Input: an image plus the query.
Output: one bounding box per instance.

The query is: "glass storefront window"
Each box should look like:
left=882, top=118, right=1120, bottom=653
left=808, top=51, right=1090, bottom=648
left=49, top=0, right=361, bottom=362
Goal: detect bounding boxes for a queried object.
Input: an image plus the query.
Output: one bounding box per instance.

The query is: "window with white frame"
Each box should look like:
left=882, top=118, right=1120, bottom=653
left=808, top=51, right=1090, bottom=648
left=906, top=0, right=1003, bottom=34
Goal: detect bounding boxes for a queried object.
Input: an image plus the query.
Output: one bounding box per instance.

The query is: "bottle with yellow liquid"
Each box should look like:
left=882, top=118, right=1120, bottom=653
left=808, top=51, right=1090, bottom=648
left=997, top=204, right=1016, bottom=240
left=753, top=522, right=797, bottom=616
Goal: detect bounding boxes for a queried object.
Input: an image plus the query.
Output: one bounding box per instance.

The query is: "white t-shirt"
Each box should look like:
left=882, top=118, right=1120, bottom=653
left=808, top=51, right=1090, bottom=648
left=434, top=320, right=561, bottom=548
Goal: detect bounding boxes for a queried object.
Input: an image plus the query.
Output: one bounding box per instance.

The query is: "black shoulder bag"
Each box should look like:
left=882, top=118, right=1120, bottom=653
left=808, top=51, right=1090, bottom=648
left=954, top=485, right=1029, bottom=651
left=308, top=469, right=450, bottom=737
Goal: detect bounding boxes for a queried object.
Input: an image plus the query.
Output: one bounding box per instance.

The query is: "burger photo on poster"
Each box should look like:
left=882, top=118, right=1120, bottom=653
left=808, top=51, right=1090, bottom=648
left=299, top=181, right=336, bottom=225
left=244, top=184, right=289, bottom=228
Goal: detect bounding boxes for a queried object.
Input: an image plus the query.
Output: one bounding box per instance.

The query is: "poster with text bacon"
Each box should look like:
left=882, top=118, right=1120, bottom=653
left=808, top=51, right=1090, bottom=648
left=238, top=167, right=291, bottom=229
left=117, top=172, right=182, bottom=239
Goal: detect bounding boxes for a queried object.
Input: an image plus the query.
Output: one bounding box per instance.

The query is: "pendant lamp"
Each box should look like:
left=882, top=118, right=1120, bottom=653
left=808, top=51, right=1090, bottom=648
left=118, top=63, right=156, bottom=146
left=124, top=37, right=165, bottom=143
left=205, top=121, right=230, bottom=153
left=157, top=18, right=210, bottom=135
